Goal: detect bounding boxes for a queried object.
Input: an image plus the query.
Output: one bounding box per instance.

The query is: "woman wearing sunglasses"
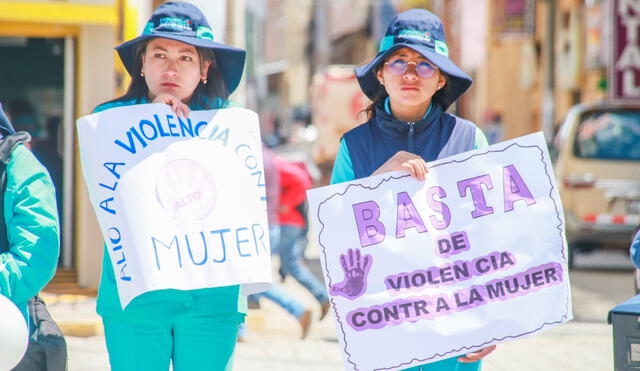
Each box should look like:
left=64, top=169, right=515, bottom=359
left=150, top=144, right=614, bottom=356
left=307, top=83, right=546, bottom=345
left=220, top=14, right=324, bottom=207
left=330, top=9, right=495, bottom=371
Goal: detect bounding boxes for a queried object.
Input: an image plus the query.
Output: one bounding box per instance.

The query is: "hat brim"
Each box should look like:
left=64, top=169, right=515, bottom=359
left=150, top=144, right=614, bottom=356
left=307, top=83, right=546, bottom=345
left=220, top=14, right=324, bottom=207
left=116, top=34, right=246, bottom=96
left=355, top=43, right=472, bottom=110
left=0, top=103, right=15, bottom=136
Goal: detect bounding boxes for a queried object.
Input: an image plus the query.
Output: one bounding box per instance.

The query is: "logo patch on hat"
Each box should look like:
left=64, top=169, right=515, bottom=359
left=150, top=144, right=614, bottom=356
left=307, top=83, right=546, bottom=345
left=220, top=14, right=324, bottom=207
left=398, top=29, right=432, bottom=43
left=156, top=17, right=195, bottom=32
left=196, top=26, right=214, bottom=41
left=434, top=40, right=449, bottom=57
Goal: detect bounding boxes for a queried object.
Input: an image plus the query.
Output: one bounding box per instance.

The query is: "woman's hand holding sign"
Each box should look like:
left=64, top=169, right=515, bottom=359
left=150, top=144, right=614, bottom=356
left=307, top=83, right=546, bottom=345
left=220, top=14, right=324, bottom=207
left=153, top=93, right=191, bottom=118
left=372, top=151, right=429, bottom=181
left=458, top=345, right=497, bottom=363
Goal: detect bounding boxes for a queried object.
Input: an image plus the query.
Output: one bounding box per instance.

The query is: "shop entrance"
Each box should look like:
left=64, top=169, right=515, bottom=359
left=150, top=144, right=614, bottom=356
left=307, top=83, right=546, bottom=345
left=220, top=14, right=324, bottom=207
left=0, top=36, right=75, bottom=268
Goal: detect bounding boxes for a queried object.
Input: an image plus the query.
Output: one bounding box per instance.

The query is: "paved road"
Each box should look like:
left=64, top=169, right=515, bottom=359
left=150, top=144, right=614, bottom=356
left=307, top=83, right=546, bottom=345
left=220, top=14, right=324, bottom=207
left=56, top=249, right=634, bottom=371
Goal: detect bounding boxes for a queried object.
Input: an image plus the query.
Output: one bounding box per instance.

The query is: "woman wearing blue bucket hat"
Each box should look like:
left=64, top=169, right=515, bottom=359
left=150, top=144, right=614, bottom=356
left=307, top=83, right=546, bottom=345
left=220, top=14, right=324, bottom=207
left=330, top=9, right=495, bottom=371
left=93, top=2, right=246, bottom=370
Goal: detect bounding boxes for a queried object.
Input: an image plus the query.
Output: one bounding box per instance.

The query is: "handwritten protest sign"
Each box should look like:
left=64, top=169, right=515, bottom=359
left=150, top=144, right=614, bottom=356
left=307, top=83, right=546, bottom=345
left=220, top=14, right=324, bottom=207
left=307, top=132, right=571, bottom=371
left=77, top=104, right=272, bottom=309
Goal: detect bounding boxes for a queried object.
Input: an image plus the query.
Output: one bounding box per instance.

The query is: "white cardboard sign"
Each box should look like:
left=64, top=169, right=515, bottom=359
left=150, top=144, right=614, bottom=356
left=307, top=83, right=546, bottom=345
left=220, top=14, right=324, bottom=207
left=77, top=104, right=272, bottom=309
left=307, top=132, right=572, bottom=371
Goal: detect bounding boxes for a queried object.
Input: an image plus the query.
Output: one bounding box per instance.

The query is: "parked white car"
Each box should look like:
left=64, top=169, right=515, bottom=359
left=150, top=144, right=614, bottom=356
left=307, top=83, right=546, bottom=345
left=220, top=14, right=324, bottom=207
left=554, top=102, right=640, bottom=268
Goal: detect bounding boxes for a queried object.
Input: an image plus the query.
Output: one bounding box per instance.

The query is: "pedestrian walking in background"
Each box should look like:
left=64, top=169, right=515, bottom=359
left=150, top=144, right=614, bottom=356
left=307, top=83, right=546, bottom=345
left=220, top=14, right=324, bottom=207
left=241, top=146, right=313, bottom=341
left=629, top=228, right=640, bottom=294
left=330, top=9, right=495, bottom=370
left=92, top=2, right=247, bottom=370
left=0, top=103, right=63, bottom=370
left=630, top=230, right=640, bottom=269
left=276, top=155, right=331, bottom=320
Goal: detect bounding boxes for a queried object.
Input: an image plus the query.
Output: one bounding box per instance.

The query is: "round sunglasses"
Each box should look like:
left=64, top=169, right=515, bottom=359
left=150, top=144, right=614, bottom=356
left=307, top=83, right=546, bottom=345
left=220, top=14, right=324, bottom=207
left=384, top=59, right=438, bottom=78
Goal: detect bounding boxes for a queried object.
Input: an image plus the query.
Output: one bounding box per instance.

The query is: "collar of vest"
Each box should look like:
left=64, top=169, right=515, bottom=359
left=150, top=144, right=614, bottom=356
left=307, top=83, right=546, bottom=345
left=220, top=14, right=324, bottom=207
left=373, top=101, right=444, bottom=138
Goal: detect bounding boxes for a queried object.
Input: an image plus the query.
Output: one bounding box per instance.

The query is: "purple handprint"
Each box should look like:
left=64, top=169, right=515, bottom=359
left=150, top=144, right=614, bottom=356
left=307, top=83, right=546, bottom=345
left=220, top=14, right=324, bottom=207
left=330, top=248, right=372, bottom=300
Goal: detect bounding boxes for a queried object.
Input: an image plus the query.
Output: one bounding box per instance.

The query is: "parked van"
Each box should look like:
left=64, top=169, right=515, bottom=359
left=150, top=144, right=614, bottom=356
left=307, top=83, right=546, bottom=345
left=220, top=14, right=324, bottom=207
left=554, top=102, right=640, bottom=268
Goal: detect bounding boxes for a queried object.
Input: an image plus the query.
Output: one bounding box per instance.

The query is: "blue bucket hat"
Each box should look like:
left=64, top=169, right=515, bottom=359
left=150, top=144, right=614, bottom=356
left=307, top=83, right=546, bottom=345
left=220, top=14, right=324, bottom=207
left=0, top=103, right=16, bottom=136
left=116, top=2, right=246, bottom=95
left=355, top=9, right=472, bottom=110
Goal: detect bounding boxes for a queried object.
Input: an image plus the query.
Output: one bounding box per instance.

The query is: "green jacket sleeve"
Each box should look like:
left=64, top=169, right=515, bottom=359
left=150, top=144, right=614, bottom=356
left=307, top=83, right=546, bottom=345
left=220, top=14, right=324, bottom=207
left=0, top=145, right=60, bottom=304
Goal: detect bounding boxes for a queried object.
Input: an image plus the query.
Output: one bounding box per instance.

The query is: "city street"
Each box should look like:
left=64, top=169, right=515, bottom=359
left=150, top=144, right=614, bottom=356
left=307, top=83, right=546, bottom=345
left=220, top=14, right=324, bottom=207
left=51, top=249, right=634, bottom=371
left=1, top=1, right=636, bottom=371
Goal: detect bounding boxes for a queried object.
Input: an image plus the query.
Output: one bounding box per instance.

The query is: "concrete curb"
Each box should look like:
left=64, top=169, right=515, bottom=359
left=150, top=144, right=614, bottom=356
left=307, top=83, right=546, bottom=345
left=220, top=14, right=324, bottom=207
left=60, top=322, right=104, bottom=337
left=42, top=290, right=269, bottom=338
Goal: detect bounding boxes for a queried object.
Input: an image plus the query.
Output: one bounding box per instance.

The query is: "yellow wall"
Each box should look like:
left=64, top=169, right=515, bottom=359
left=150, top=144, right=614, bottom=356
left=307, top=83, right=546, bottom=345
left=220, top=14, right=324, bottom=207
left=0, top=1, right=117, bottom=25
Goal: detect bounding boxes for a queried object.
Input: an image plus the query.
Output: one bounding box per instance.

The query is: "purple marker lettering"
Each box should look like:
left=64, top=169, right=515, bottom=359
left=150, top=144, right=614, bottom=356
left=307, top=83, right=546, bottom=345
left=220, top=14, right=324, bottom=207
left=457, top=174, right=495, bottom=218
left=427, top=186, right=451, bottom=230
left=353, top=201, right=386, bottom=247
left=395, top=192, right=427, bottom=238
left=503, top=165, right=537, bottom=212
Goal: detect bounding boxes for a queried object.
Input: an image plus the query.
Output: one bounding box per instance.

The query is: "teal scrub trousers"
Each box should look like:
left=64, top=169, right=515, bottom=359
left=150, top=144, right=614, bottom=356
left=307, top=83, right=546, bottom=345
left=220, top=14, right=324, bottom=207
left=403, top=357, right=482, bottom=370
left=102, top=311, right=243, bottom=371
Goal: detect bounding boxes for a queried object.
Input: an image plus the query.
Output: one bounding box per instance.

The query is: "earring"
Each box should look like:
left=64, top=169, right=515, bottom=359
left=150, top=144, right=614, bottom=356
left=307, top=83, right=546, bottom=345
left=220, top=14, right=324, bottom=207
left=202, top=77, right=207, bottom=85
left=379, top=80, right=384, bottom=86
left=140, top=71, right=145, bottom=77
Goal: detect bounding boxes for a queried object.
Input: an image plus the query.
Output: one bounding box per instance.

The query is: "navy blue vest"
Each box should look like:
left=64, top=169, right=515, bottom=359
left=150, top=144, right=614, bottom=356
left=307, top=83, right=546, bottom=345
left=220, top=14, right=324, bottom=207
left=344, top=103, right=460, bottom=179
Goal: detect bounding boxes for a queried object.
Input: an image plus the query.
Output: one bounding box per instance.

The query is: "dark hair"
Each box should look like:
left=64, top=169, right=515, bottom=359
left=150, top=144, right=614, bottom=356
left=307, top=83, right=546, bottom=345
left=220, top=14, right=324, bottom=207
left=100, top=39, right=228, bottom=109
left=432, top=72, right=451, bottom=110
left=362, top=65, right=451, bottom=120
left=363, top=64, right=388, bottom=120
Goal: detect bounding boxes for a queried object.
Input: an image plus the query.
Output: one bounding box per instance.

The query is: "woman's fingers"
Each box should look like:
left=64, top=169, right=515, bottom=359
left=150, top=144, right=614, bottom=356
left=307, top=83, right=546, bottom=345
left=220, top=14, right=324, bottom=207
left=400, top=157, right=427, bottom=180
left=177, top=102, right=190, bottom=118
left=458, top=345, right=497, bottom=363
left=408, top=158, right=427, bottom=180
left=153, top=94, right=190, bottom=118
left=169, top=99, right=189, bottom=118
left=401, top=162, right=417, bottom=178
left=372, top=151, right=428, bottom=179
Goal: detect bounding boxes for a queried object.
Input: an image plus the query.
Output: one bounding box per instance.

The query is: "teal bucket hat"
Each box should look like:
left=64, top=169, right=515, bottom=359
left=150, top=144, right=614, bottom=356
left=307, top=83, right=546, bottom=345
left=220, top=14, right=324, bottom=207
left=115, top=2, right=246, bottom=95
left=355, top=9, right=472, bottom=109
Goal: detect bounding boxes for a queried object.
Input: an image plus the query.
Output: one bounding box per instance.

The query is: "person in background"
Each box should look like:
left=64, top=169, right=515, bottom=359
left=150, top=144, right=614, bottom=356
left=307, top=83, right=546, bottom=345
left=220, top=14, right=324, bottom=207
left=241, top=146, right=313, bottom=341
left=630, top=229, right=640, bottom=294
left=630, top=229, right=640, bottom=269
left=330, top=9, right=495, bottom=371
left=275, top=155, right=331, bottom=320
left=93, top=2, right=246, bottom=370
left=0, top=102, right=61, bottom=370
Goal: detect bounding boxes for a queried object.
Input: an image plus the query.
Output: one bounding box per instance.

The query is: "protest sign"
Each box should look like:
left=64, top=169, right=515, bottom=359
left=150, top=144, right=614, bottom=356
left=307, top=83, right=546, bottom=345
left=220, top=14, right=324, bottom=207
left=307, top=132, right=571, bottom=371
left=77, top=104, right=272, bottom=309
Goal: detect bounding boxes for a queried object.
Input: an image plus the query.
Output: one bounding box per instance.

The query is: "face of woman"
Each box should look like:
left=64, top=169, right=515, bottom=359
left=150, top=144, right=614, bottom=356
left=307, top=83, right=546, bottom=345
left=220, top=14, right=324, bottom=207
left=376, top=48, right=446, bottom=117
left=141, top=38, right=211, bottom=103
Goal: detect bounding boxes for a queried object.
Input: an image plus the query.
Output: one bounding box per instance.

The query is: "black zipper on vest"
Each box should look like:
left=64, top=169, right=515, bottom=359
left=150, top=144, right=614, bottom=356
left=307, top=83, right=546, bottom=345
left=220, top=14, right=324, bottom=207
left=408, top=122, right=415, bottom=153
